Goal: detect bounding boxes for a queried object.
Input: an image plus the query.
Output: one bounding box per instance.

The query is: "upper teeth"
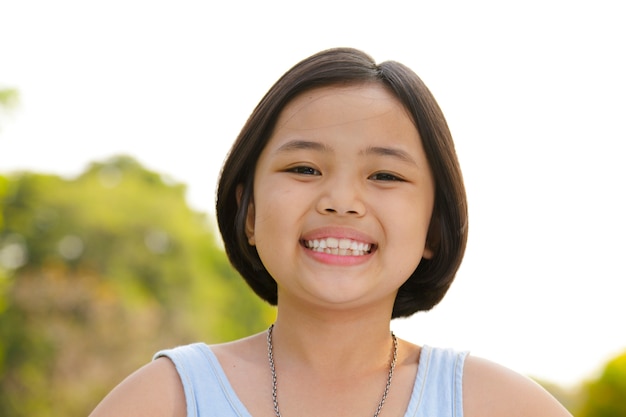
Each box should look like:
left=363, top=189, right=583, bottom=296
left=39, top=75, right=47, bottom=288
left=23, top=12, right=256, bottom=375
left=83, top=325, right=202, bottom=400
left=305, top=237, right=371, bottom=256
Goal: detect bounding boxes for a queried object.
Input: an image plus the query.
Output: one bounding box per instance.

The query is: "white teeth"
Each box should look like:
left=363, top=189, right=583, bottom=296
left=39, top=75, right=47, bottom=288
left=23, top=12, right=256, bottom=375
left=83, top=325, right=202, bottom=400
left=339, top=239, right=351, bottom=249
left=304, top=237, right=372, bottom=256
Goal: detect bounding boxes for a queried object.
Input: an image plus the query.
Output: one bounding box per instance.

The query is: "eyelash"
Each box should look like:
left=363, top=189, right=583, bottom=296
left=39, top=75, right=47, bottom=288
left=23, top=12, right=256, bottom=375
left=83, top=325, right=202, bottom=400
left=288, top=166, right=321, bottom=176
left=369, top=172, right=404, bottom=182
left=288, top=166, right=403, bottom=182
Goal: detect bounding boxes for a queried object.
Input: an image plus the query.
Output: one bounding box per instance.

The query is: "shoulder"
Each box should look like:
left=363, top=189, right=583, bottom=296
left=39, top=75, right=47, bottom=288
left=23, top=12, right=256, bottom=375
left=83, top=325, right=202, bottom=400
left=462, top=355, right=572, bottom=417
left=89, top=357, right=186, bottom=417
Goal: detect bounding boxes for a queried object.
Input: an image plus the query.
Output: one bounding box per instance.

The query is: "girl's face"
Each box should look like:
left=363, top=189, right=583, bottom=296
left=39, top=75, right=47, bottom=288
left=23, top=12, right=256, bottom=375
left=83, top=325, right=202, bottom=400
left=246, top=84, right=435, bottom=314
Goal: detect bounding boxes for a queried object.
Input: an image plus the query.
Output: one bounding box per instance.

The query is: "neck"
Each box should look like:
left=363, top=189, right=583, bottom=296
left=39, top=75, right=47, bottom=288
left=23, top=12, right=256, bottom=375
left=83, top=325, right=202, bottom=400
left=270, top=302, right=395, bottom=374
left=266, top=322, right=398, bottom=417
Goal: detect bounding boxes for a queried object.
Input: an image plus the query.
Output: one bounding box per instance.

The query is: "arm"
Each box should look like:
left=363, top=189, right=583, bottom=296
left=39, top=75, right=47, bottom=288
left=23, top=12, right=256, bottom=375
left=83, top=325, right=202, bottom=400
left=89, top=357, right=186, bottom=417
left=463, top=355, right=572, bottom=417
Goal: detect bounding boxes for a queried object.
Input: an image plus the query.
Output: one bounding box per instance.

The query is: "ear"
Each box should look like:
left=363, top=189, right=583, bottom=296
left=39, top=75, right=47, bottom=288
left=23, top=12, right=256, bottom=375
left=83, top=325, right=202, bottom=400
left=423, top=215, right=440, bottom=260
left=236, top=184, right=256, bottom=246
left=423, top=245, right=434, bottom=260
left=245, top=201, right=256, bottom=246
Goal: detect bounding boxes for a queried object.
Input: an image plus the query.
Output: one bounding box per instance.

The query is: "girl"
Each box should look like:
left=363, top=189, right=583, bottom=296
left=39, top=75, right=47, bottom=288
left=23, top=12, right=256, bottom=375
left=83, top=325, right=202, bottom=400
left=90, top=48, right=572, bottom=417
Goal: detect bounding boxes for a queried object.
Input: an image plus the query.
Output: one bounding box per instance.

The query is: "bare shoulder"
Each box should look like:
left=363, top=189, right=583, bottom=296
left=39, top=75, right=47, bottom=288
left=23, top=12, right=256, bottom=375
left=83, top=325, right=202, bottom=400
left=89, top=357, right=186, bottom=417
left=462, top=355, right=572, bottom=417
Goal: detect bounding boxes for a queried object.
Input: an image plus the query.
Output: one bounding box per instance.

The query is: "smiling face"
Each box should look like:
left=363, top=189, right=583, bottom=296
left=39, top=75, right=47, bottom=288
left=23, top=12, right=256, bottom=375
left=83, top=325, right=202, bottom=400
left=246, top=83, right=436, bottom=314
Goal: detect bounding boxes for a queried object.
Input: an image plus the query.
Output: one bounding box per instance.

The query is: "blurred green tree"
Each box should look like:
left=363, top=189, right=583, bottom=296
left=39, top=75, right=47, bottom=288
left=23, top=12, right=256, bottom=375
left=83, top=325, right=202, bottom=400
left=0, top=156, right=275, bottom=416
left=577, top=351, right=626, bottom=417
left=0, top=88, right=19, bottom=109
left=0, top=87, right=19, bottom=129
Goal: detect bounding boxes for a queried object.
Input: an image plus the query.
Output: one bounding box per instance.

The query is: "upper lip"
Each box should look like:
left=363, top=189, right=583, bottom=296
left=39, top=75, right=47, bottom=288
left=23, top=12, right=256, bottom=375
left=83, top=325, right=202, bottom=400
left=301, top=226, right=376, bottom=246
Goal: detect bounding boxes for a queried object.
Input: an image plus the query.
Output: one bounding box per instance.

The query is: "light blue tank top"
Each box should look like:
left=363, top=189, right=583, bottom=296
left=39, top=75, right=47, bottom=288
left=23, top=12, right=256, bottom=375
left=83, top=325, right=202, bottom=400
left=155, top=343, right=467, bottom=417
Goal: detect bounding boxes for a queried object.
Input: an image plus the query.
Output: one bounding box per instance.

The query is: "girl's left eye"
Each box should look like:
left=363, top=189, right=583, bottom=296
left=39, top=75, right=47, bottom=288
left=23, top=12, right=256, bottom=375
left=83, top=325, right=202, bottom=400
left=369, top=172, right=403, bottom=182
left=288, top=166, right=321, bottom=176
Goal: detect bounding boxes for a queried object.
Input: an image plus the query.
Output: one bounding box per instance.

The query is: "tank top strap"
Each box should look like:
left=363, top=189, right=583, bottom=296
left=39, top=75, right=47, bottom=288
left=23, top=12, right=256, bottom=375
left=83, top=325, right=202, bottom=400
left=404, top=345, right=468, bottom=417
left=155, top=343, right=253, bottom=417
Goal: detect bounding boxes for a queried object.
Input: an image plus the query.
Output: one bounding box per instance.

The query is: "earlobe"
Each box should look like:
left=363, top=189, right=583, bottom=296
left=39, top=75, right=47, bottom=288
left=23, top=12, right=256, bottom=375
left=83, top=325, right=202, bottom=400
left=245, top=201, right=255, bottom=246
left=237, top=184, right=256, bottom=246
left=423, top=215, right=440, bottom=260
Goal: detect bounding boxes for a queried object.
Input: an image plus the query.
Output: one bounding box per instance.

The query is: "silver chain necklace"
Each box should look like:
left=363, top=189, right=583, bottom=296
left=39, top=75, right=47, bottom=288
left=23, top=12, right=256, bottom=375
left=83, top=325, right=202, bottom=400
left=267, top=324, right=398, bottom=417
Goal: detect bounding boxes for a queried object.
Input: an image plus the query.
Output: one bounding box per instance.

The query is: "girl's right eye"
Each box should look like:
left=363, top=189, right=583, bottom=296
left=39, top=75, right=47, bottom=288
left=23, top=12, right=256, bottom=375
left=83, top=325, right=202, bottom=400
left=288, top=166, right=321, bottom=176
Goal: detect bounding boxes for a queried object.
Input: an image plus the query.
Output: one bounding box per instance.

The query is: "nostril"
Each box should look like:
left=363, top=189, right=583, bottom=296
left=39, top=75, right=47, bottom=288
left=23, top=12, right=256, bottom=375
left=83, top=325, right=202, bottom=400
left=323, top=207, right=361, bottom=215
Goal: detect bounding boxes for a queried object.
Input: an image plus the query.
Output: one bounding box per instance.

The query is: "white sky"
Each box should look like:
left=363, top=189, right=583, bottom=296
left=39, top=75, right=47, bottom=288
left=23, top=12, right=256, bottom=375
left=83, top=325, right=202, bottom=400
left=1, top=0, right=625, bottom=387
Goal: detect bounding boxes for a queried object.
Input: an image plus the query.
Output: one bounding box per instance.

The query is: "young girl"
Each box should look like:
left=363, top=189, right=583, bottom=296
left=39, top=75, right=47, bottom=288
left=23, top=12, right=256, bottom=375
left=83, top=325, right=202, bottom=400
left=90, top=48, right=572, bottom=417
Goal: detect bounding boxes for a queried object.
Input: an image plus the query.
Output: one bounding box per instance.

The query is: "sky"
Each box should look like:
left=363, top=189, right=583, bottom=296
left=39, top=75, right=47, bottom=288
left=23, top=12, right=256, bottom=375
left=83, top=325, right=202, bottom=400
left=1, top=0, right=625, bottom=387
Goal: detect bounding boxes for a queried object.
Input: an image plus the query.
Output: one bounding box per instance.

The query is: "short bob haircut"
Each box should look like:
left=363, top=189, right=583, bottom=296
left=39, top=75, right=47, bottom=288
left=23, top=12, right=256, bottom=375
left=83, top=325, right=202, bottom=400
left=216, top=47, right=468, bottom=318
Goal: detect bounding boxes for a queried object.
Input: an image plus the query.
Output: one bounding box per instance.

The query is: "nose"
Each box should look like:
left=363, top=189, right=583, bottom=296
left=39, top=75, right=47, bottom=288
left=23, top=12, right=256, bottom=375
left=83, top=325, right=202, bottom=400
left=315, top=176, right=366, bottom=216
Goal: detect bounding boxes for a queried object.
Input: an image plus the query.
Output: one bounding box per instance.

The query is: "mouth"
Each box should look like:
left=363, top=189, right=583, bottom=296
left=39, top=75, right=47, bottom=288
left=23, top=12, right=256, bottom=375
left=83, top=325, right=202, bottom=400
left=302, top=237, right=374, bottom=256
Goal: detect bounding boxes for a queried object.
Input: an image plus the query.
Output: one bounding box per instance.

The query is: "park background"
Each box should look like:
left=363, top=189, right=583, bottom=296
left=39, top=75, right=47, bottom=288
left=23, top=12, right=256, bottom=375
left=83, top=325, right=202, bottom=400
left=1, top=0, right=625, bottom=415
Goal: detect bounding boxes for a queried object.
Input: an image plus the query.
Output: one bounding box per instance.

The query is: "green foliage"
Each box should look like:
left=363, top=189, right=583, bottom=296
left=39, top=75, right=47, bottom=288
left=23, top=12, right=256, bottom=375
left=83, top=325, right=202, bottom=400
left=0, top=156, right=275, bottom=417
left=0, top=87, right=19, bottom=130
left=0, top=88, right=19, bottom=110
left=577, top=351, right=626, bottom=417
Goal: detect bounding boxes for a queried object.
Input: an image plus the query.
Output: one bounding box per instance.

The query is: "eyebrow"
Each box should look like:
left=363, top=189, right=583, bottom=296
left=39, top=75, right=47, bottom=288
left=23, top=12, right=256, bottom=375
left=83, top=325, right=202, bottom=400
left=274, top=140, right=418, bottom=166
left=361, top=146, right=418, bottom=166
left=274, top=140, right=331, bottom=154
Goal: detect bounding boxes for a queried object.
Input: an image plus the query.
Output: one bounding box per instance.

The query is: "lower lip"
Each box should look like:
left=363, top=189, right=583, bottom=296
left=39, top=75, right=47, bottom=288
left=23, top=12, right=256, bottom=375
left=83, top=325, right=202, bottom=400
left=303, top=246, right=373, bottom=266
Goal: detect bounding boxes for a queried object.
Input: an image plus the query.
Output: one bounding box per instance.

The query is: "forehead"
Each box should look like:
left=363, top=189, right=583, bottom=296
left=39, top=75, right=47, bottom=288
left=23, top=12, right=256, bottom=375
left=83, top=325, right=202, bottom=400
left=274, top=83, right=414, bottom=132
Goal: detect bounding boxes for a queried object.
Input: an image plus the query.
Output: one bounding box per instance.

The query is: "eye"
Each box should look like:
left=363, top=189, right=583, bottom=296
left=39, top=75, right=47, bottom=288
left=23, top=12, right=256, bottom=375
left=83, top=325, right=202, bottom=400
left=369, top=172, right=404, bottom=182
left=288, top=166, right=321, bottom=176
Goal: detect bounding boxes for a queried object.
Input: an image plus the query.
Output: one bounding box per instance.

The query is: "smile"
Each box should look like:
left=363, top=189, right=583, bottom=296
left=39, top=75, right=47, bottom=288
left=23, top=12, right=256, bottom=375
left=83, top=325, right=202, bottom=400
left=303, top=237, right=373, bottom=256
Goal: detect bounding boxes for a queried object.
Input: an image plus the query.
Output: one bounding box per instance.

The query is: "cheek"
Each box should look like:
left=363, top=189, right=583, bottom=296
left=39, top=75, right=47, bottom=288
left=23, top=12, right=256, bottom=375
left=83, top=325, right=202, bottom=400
left=251, top=189, right=298, bottom=255
left=255, top=180, right=309, bottom=223
left=251, top=212, right=282, bottom=276
left=381, top=197, right=433, bottom=254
